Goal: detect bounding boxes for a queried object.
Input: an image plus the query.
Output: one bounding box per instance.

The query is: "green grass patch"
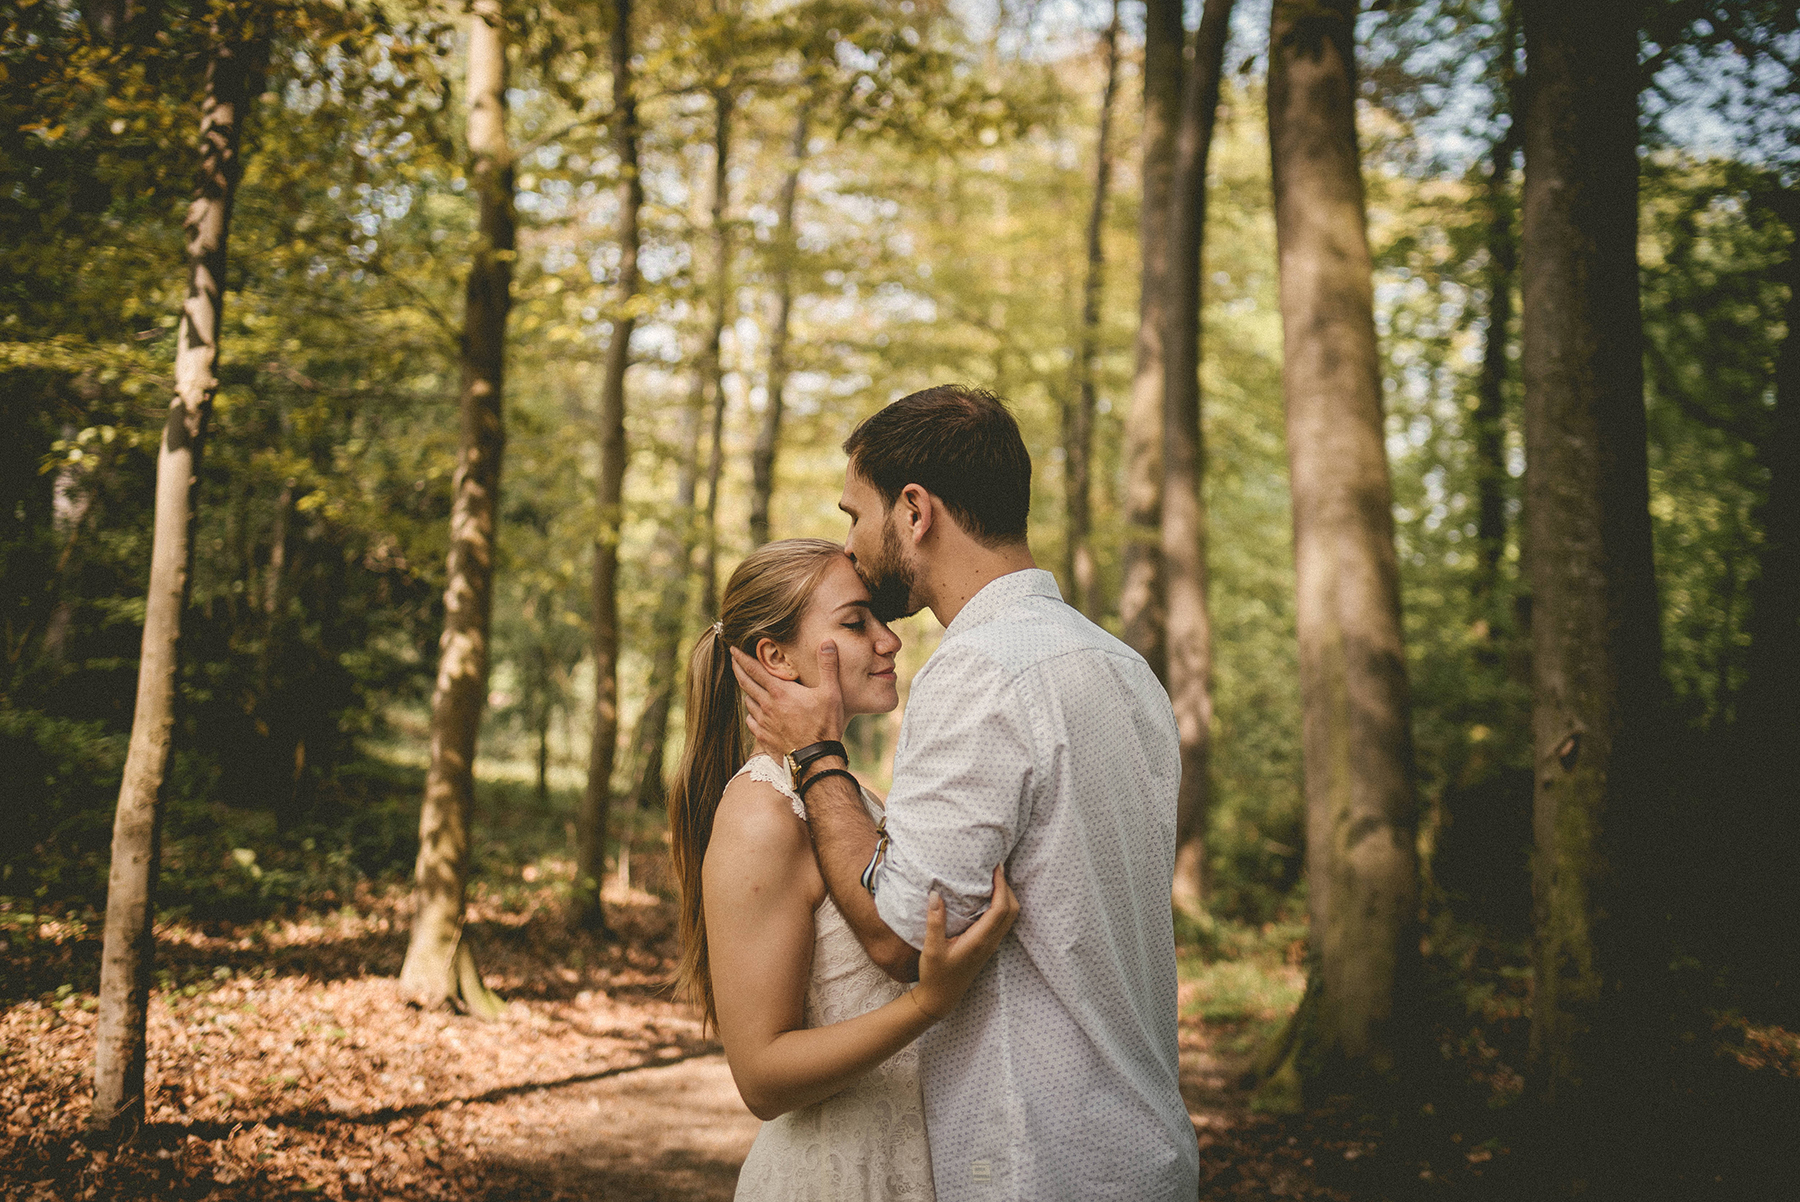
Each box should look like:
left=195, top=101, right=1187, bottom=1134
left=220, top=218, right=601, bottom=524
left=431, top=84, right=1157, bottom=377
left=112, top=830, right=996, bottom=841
left=1180, top=955, right=1305, bottom=1023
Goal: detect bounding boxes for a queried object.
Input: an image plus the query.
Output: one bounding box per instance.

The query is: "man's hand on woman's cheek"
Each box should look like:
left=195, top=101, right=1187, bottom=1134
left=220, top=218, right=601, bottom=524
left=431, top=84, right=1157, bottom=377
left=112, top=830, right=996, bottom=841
left=728, top=643, right=848, bottom=750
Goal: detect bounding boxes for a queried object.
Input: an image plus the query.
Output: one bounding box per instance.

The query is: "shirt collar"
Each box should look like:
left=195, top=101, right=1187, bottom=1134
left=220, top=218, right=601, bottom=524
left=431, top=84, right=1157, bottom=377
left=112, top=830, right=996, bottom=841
left=943, top=568, right=1062, bottom=640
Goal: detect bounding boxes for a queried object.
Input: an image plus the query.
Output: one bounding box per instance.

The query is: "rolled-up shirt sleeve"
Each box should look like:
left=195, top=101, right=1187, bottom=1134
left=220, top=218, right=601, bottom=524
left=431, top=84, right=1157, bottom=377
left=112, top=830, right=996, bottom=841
left=872, top=649, right=1036, bottom=948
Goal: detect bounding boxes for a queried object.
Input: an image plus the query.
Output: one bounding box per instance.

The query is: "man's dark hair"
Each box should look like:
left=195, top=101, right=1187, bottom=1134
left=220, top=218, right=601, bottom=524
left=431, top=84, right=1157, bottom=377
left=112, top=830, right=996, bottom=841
left=842, top=384, right=1031, bottom=545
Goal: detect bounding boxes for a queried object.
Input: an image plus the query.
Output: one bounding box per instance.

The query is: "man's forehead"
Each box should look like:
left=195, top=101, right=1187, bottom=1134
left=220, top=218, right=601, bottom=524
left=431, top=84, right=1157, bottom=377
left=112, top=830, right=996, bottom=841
left=840, top=467, right=877, bottom=507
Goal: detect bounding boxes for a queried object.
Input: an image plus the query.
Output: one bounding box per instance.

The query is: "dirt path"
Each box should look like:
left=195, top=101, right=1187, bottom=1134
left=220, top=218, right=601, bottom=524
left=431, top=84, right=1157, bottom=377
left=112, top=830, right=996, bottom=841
left=490, top=1054, right=759, bottom=1201
left=490, top=1023, right=1341, bottom=1202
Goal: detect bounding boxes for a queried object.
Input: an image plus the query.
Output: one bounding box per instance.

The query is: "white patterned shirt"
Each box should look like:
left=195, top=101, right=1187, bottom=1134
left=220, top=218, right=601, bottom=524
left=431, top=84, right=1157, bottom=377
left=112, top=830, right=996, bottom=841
left=871, top=569, right=1199, bottom=1202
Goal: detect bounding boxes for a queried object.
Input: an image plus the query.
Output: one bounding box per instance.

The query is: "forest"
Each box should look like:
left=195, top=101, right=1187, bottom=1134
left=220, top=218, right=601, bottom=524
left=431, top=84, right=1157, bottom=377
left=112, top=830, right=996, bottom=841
left=1, top=0, right=1796, bottom=1198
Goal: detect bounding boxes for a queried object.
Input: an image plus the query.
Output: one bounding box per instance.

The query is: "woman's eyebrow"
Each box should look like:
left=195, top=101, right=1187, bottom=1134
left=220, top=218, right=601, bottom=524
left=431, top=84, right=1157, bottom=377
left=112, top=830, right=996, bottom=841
left=835, top=600, right=872, bottom=614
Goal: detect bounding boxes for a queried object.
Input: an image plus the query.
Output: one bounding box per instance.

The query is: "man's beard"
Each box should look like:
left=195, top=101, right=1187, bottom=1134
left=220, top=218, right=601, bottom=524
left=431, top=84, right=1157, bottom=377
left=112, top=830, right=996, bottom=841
left=859, top=515, right=920, bottom=622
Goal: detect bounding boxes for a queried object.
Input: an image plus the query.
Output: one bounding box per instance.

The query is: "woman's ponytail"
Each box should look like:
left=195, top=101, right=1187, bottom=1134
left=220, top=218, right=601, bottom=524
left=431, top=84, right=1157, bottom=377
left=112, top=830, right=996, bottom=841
left=666, top=539, right=842, bottom=1031
left=668, top=625, right=743, bottom=1028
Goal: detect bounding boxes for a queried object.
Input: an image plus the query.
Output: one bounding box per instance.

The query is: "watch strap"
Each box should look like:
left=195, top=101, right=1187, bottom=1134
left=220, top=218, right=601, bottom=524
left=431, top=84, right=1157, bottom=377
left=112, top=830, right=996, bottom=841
left=785, top=739, right=847, bottom=780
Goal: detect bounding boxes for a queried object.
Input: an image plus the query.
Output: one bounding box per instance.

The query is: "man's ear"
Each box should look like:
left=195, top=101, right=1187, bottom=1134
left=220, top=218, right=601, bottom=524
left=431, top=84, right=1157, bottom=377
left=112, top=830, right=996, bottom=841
left=898, top=483, right=934, bottom=546
left=754, top=636, right=801, bottom=682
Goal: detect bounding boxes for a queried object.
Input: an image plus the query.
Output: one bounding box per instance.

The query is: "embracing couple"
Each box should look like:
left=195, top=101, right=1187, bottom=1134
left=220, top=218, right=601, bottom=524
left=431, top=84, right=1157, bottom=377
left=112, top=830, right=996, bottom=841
left=664, top=385, right=1200, bottom=1201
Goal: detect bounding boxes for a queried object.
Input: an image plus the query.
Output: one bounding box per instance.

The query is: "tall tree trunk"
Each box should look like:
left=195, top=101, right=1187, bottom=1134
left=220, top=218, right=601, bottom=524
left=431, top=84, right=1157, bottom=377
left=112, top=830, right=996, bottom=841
left=42, top=423, right=94, bottom=665
left=1164, top=0, right=1233, bottom=918
left=91, top=18, right=264, bottom=1133
left=1472, top=13, right=1521, bottom=619
left=264, top=475, right=291, bottom=617
left=1520, top=0, right=1665, bottom=1178
left=577, top=0, right=642, bottom=933
left=624, top=90, right=731, bottom=833
left=1261, top=0, right=1419, bottom=1101
left=698, top=87, right=734, bottom=625
left=1120, top=0, right=1184, bottom=677
left=1741, top=191, right=1800, bottom=748
left=749, top=106, right=809, bottom=548
left=398, top=0, right=511, bottom=1019
left=1737, top=189, right=1800, bottom=1016
left=1062, top=1, right=1119, bottom=619
left=628, top=366, right=708, bottom=826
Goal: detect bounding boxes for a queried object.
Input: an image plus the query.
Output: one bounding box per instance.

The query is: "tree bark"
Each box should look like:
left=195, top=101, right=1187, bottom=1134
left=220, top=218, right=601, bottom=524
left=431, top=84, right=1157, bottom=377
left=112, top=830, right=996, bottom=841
left=1164, top=0, right=1233, bottom=917
left=91, top=18, right=264, bottom=1134
left=398, top=0, right=511, bottom=1019
left=42, top=423, right=94, bottom=665
left=627, top=365, right=707, bottom=823
left=749, top=107, right=809, bottom=548
left=1741, top=190, right=1800, bottom=749
left=1473, top=11, right=1521, bottom=618
left=1519, top=0, right=1664, bottom=1168
left=624, top=87, right=731, bottom=827
left=1062, top=1, right=1119, bottom=620
left=575, top=0, right=642, bottom=933
left=698, top=87, right=734, bottom=625
left=1120, top=0, right=1184, bottom=677
left=1262, top=0, right=1419, bottom=1097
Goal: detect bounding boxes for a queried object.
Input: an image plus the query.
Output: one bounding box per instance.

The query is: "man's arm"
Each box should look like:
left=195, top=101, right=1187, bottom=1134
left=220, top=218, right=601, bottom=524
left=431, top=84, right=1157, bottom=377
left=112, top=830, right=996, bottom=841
left=865, top=651, right=1032, bottom=949
left=730, top=643, right=919, bottom=980
left=793, top=758, right=920, bottom=981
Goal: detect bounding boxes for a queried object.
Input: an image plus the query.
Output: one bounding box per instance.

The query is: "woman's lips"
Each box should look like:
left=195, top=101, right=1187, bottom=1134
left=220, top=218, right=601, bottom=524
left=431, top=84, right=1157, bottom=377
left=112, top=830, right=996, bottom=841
left=872, top=668, right=897, bottom=680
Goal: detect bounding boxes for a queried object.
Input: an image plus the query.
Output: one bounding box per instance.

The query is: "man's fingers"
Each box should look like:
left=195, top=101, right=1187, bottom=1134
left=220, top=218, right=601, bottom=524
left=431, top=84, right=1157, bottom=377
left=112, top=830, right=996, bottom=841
left=817, top=639, right=844, bottom=700
left=728, top=646, right=774, bottom=704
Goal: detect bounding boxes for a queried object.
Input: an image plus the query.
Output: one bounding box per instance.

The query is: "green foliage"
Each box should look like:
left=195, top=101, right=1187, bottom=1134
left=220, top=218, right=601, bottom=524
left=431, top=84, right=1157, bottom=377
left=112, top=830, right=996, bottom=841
left=1640, top=155, right=1791, bottom=724
left=0, top=1, right=1789, bottom=1011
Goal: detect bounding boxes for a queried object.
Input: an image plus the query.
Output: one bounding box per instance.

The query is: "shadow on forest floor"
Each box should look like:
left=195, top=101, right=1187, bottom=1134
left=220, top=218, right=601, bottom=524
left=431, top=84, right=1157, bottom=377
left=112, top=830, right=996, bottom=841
left=4, top=876, right=1799, bottom=1202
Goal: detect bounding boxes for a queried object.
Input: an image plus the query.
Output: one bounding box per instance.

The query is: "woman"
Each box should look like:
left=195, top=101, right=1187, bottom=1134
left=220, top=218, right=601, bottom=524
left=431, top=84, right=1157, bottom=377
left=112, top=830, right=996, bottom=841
left=667, top=538, right=1018, bottom=1201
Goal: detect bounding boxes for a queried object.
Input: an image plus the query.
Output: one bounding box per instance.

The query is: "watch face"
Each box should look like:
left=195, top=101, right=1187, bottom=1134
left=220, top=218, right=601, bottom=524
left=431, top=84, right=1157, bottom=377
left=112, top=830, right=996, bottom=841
left=784, top=754, right=799, bottom=780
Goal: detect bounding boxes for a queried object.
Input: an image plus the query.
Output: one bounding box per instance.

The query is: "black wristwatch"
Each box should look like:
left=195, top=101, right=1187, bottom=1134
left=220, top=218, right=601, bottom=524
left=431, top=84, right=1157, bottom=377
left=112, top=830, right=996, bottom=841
left=785, top=739, right=847, bottom=781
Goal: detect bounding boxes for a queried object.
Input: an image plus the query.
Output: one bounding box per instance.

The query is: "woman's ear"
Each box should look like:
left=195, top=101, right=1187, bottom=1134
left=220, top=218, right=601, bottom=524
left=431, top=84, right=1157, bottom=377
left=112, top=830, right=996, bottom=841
left=754, top=636, right=801, bottom=682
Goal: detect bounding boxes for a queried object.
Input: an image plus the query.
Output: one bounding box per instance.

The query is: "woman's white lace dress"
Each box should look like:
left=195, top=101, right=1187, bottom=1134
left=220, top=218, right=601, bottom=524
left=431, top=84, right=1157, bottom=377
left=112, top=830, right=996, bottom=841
left=730, top=754, right=935, bottom=1202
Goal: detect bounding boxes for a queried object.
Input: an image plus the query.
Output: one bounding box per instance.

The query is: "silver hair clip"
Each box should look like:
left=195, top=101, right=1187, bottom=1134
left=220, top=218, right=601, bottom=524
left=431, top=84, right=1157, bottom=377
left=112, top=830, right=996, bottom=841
left=711, top=620, right=724, bottom=636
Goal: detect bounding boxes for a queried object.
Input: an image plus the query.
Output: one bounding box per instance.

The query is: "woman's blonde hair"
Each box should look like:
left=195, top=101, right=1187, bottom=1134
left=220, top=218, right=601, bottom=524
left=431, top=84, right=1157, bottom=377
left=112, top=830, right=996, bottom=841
left=667, top=537, right=847, bottom=1031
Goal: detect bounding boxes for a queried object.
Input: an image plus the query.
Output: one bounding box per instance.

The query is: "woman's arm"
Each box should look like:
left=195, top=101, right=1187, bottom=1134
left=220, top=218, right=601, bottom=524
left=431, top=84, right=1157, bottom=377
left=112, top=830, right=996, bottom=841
left=704, top=779, right=1016, bottom=1121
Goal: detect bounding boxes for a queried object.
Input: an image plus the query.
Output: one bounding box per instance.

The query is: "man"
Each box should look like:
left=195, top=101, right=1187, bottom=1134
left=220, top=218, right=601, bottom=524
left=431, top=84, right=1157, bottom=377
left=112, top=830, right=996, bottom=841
left=731, top=384, right=1198, bottom=1201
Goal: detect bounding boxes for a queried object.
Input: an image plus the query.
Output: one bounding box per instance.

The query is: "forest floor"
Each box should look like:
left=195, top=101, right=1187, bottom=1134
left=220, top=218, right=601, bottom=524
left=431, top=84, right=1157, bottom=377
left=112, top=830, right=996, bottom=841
left=4, top=872, right=1798, bottom=1202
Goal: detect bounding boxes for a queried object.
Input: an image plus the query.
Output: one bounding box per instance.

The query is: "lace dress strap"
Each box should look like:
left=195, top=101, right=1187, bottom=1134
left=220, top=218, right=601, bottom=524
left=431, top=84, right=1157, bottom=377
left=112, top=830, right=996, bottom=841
left=732, top=754, right=807, bottom=822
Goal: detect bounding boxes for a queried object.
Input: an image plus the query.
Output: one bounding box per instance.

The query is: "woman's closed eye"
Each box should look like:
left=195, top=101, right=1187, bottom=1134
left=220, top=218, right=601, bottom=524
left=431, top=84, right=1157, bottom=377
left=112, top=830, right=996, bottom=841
left=841, top=619, right=866, bottom=633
